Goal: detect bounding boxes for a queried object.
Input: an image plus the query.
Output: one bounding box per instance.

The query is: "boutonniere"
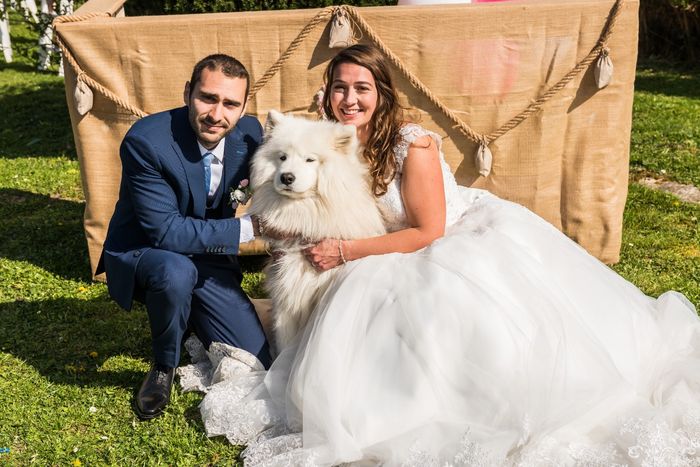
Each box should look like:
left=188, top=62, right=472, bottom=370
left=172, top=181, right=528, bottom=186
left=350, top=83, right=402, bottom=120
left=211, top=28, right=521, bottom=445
left=229, top=179, right=252, bottom=208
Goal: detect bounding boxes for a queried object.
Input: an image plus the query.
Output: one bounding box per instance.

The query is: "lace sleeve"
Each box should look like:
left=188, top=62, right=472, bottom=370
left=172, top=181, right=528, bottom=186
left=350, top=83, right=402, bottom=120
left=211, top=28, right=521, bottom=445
left=394, top=124, right=444, bottom=171
left=388, top=123, right=474, bottom=229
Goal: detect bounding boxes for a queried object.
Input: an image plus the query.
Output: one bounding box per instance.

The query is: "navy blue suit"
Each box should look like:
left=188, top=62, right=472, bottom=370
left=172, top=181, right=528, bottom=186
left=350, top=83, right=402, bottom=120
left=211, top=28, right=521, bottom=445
left=98, top=106, right=271, bottom=368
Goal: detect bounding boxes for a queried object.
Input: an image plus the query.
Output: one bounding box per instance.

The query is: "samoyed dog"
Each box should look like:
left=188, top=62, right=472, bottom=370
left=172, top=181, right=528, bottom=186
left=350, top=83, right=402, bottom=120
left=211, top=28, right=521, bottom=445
left=248, top=110, right=386, bottom=353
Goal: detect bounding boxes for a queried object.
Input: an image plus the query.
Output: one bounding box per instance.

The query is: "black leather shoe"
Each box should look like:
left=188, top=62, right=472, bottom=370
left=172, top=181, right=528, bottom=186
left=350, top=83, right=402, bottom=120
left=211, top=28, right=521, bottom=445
left=133, top=364, right=175, bottom=420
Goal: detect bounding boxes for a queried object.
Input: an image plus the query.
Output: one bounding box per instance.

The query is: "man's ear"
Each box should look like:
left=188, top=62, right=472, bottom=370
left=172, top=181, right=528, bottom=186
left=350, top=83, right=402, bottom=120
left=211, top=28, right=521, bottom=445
left=183, top=81, right=191, bottom=106
left=264, top=110, right=284, bottom=135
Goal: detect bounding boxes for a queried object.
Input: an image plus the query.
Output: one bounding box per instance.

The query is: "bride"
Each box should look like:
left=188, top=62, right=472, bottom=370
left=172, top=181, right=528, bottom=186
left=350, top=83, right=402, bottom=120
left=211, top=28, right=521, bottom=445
left=180, top=44, right=700, bottom=466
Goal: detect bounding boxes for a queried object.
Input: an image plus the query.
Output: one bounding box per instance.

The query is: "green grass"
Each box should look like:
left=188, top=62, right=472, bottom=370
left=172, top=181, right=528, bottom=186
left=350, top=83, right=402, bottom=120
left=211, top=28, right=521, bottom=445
left=630, top=61, right=700, bottom=186
left=614, top=184, right=700, bottom=304
left=0, top=15, right=699, bottom=467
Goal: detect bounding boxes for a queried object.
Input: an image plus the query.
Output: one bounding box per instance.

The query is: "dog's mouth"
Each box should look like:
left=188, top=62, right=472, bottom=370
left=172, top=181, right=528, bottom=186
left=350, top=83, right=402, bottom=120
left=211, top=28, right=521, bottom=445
left=273, top=184, right=315, bottom=198
left=277, top=186, right=295, bottom=195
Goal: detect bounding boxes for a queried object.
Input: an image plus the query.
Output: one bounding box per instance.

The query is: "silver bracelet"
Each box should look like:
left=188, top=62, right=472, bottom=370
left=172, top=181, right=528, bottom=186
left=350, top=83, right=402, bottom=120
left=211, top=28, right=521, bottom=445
left=338, top=239, right=347, bottom=264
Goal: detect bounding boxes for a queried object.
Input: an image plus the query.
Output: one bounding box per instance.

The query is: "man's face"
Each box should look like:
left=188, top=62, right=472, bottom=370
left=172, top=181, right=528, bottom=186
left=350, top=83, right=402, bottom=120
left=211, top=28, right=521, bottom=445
left=184, top=67, right=248, bottom=149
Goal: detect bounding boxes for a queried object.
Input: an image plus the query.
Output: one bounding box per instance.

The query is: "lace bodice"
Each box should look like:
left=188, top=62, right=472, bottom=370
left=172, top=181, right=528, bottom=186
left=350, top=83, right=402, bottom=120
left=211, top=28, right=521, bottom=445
left=377, top=124, right=470, bottom=232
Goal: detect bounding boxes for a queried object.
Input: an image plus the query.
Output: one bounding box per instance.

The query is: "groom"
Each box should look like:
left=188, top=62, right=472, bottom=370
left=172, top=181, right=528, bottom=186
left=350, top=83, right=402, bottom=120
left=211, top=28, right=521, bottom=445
left=97, top=54, right=272, bottom=420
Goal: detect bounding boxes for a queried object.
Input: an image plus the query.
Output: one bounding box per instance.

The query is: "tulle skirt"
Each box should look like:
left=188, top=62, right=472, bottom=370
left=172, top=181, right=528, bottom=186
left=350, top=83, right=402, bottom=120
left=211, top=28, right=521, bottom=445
left=179, top=189, right=700, bottom=466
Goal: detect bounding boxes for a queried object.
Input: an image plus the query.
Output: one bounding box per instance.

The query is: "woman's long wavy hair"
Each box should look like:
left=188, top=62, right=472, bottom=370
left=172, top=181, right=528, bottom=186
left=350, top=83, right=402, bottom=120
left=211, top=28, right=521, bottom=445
left=322, top=44, right=403, bottom=197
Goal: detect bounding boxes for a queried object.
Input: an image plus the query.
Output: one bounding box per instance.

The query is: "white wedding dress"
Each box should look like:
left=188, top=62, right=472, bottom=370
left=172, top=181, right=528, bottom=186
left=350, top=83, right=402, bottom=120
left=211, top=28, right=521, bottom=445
left=178, top=124, right=700, bottom=466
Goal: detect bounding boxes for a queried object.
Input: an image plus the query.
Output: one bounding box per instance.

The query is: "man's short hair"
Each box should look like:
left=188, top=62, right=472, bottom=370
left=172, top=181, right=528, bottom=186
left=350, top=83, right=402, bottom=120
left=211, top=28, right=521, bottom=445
left=188, top=54, right=250, bottom=102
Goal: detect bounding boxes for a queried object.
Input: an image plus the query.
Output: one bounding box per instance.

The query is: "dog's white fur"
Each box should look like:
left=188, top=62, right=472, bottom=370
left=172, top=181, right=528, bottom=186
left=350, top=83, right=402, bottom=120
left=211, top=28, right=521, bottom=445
left=248, top=110, right=386, bottom=353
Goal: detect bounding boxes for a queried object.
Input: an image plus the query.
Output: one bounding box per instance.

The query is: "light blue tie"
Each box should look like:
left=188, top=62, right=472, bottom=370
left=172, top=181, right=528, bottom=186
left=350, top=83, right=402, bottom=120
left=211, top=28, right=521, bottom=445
left=203, top=152, right=213, bottom=196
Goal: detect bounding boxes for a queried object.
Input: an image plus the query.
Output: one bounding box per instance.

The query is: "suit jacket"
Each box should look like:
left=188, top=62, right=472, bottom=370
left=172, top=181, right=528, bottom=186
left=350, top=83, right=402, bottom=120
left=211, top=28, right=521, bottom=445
left=97, top=106, right=263, bottom=310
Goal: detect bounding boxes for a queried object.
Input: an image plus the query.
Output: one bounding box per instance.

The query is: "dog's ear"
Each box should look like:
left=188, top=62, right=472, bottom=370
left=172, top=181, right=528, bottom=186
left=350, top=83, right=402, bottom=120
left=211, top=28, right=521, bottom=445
left=264, top=110, right=285, bottom=136
left=335, top=124, right=358, bottom=155
left=250, top=149, right=277, bottom=190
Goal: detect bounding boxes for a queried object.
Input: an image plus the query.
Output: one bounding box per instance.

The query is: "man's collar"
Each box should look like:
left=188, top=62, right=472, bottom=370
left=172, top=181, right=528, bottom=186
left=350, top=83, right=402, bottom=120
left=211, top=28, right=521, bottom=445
left=197, top=139, right=226, bottom=163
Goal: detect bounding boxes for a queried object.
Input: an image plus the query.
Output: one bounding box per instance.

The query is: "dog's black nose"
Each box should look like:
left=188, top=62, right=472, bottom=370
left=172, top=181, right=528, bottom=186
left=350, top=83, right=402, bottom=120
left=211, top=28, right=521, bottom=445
left=280, top=173, right=295, bottom=186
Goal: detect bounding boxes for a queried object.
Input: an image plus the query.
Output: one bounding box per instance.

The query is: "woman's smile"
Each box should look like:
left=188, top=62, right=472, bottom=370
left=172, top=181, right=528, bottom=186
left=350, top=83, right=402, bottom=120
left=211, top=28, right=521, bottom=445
left=329, top=62, right=378, bottom=145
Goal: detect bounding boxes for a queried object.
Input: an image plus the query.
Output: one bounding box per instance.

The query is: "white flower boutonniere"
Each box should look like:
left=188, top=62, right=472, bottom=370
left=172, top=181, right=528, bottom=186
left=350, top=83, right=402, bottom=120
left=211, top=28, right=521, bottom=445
left=229, top=179, right=252, bottom=208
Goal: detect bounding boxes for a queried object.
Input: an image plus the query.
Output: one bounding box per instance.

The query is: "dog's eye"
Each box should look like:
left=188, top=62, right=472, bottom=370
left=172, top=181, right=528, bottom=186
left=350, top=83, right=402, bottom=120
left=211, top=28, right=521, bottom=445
left=279, top=154, right=287, bottom=161
left=305, top=158, right=316, bottom=163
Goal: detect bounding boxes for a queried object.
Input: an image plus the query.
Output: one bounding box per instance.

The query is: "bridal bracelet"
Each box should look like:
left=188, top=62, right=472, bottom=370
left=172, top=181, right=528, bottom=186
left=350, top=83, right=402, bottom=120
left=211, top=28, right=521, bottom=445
left=338, top=240, right=347, bottom=264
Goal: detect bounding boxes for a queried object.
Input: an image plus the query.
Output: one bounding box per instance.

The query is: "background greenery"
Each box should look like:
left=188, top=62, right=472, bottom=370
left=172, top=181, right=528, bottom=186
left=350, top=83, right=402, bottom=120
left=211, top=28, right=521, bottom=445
left=639, top=0, right=699, bottom=62
left=124, top=0, right=392, bottom=16
left=1, top=6, right=699, bottom=467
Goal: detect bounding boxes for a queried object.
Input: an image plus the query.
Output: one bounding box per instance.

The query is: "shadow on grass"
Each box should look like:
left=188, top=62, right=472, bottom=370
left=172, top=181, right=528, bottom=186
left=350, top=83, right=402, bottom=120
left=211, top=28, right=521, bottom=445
left=0, top=296, right=151, bottom=388
left=0, top=188, right=91, bottom=282
left=635, top=62, right=700, bottom=99
left=0, top=61, right=38, bottom=73
left=0, top=73, right=75, bottom=159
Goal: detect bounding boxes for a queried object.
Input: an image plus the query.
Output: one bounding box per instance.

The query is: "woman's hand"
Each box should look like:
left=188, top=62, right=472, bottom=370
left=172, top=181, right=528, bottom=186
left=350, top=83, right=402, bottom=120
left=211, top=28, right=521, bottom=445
left=303, top=239, right=348, bottom=271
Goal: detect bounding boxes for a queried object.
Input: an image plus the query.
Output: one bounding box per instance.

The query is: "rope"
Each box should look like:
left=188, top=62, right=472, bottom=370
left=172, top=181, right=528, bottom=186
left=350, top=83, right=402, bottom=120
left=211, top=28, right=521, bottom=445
left=485, top=0, right=624, bottom=143
left=50, top=0, right=625, bottom=139
left=53, top=12, right=110, bottom=24
left=248, top=7, right=335, bottom=99
left=341, top=0, right=624, bottom=145
left=53, top=11, right=149, bottom=118
left=338, top=5, right=485, bottom=143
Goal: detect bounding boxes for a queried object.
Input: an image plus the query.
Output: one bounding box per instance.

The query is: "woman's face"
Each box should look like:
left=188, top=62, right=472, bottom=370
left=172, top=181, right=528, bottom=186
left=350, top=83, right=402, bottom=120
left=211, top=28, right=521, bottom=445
left=329, top=62, right=378, bottom=144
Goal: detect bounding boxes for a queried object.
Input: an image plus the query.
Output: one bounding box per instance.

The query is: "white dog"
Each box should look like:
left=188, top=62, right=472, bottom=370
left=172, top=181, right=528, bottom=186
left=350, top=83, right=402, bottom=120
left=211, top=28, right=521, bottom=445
left=248, top=110, right=387, bottom=353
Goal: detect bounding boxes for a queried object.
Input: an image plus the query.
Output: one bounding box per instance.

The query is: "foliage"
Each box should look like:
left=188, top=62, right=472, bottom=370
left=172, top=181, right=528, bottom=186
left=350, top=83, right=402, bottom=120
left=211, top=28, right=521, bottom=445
left=1, top=4, right=71, bottom=71
left=639, top=0, right=700, bottom=62
left=125, top=0, right=394, bottom=16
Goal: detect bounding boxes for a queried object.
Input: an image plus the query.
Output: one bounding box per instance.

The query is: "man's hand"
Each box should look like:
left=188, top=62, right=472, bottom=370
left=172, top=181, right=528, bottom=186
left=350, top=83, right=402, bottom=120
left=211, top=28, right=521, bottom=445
left=251, top=215, right=291, bottom=241
left=251, top=215, right=263, bottom=237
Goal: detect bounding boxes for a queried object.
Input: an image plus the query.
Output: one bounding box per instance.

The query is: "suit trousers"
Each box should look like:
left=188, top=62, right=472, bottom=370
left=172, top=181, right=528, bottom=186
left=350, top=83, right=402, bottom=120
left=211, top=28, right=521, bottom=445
left=134, top=248, right=272, bottom=369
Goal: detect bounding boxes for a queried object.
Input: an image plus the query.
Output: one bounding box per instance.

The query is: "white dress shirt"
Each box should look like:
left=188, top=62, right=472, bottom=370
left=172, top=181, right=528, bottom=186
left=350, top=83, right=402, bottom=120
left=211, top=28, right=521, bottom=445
left=197, top=141, right=255, bottom=243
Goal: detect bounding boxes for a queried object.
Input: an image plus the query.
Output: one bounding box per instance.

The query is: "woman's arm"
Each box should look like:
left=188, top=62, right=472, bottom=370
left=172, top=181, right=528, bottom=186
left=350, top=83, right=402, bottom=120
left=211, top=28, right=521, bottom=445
left=304, top=135, right=446, bottom=271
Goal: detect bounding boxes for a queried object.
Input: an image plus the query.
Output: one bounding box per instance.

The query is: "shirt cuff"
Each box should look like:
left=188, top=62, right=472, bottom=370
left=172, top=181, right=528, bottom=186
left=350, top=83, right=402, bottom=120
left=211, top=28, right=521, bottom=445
left=239, top=215, right=255, bottom=243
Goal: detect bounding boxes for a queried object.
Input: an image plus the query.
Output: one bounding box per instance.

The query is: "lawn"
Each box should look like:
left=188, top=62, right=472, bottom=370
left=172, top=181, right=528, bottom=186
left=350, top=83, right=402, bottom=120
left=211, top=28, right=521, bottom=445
left=0, top=16, right=699, bottom=467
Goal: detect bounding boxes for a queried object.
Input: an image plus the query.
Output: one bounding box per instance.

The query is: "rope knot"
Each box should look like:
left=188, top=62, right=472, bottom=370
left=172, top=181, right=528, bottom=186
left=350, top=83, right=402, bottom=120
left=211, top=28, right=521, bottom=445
left=475, top=138, right=493, bottom=178
left=329, top=6, right=360, bottom=48
left=74, top=76, right=94, bottom=116
left=594, top=46, right=614, bottom=89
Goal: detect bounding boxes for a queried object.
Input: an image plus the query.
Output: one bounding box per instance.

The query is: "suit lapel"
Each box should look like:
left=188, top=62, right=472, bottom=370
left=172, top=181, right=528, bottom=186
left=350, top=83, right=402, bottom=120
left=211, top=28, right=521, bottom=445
left=222, top=125, right=248, bottom=218
left=170, top=107, right=206, bottom=218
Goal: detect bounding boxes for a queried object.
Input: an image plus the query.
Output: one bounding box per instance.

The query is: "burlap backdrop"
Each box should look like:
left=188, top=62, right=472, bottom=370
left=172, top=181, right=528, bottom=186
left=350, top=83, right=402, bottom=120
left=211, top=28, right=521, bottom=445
left=55, top=0, right=638, bottom=278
